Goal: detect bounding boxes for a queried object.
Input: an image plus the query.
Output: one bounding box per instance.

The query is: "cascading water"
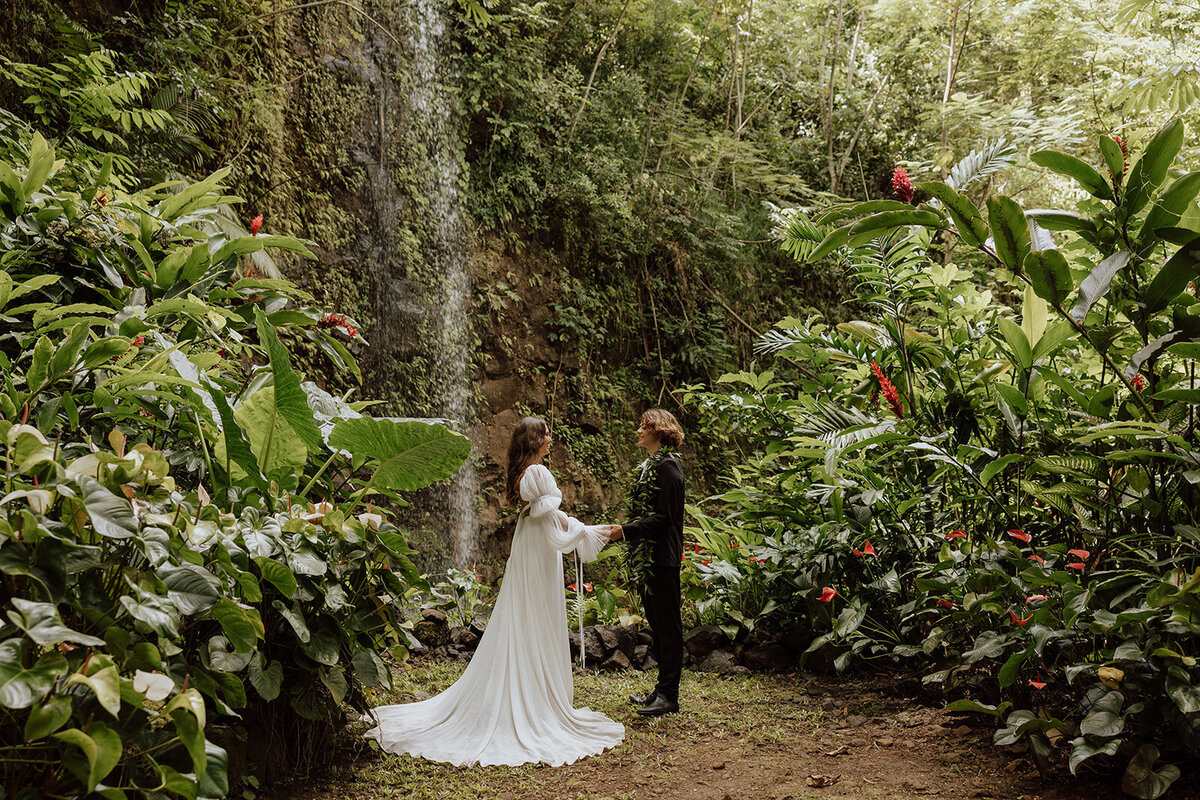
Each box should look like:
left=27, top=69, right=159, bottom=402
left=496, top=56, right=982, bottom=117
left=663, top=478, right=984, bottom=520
left=406, top=0, right=479, bottom=566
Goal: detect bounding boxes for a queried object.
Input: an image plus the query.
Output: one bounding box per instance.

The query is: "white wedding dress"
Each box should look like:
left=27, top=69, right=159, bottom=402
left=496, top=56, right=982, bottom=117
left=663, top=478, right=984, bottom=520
left=364, top=464, right=626, bottom=766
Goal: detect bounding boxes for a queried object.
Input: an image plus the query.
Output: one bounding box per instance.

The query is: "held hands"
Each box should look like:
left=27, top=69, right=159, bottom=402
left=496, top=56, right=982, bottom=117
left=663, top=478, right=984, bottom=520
left=605, top=525, right=624, bottom=542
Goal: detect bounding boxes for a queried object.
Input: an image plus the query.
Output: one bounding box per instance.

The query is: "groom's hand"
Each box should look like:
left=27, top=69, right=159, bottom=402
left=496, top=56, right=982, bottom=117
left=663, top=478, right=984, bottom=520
left=606, top=525, right=624, bottom=541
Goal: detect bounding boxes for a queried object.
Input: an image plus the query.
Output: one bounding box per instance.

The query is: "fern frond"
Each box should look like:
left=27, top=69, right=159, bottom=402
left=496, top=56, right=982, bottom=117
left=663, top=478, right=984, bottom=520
left=946, top=139, right=1018, bottom=191
left=770, top=206, right=825, bottom=263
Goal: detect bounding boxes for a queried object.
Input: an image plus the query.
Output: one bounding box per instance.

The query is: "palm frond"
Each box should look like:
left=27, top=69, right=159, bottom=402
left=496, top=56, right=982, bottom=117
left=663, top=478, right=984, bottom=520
left=770, top=205, right=825, bottom=263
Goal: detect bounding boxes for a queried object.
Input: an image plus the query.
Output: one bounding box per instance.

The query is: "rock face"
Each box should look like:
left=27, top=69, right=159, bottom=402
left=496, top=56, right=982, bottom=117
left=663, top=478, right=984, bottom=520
left=685, top=624, right=729, bottom=659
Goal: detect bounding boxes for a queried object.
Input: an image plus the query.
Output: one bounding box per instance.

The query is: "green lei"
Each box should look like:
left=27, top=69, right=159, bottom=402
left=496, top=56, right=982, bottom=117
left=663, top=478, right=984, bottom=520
left=623, top=445, right=678, bottom=592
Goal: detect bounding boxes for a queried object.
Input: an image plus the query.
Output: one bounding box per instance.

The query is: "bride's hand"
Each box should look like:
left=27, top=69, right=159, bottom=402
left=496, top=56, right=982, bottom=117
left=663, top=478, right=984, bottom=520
left=606, top=525, right=623, bottom=541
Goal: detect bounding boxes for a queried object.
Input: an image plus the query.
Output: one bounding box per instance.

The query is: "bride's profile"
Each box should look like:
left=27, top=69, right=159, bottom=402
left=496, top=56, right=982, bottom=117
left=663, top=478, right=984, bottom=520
left=364, top=416, right=626, bottom=766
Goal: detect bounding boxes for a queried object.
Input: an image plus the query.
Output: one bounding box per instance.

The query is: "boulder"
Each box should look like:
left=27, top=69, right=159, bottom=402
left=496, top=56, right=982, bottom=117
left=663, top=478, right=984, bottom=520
left=742, top=642, right=793, bottom=672
left=581, top=627, right=605, bottom=663
left=633, top=643, right=652, bottom=668
left=413, top=619, right=449, bottom=648
left=696, top=648, right=741, bottom=674
left=449, top=626, right=480, bottom=650
left=601, top=650, right=632, bottom=671
left=595, top=625, right=622, bottom=655
left=637, top=629, right=655, bottom=647
left=567, top=630, right=581, bottom=660
left=469, top=615, right=489, bottom=638
left=685, top=624, right=729, bottom=659
left=420, top=607, right=449, bottom=625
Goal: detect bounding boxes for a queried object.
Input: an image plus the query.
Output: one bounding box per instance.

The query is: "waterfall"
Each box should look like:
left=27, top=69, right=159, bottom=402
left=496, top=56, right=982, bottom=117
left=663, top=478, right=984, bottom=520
left=407, top=0, right=479, bottom=565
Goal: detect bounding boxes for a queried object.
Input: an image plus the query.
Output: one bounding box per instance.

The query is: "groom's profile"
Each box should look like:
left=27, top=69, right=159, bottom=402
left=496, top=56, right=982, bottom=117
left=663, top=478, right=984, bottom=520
left=607, top=408, right=685, bottom=717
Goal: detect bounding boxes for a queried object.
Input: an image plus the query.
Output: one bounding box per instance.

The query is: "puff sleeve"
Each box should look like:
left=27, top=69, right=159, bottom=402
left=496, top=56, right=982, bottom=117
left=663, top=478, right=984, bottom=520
left=519, top=465, right=608, bottom=562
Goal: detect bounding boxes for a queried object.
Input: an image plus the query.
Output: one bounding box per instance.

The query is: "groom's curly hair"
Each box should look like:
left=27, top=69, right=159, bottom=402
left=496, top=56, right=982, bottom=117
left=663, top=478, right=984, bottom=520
left=505, top=416, right=550, bottom=506
left=641, top=408, right=685, bottom=448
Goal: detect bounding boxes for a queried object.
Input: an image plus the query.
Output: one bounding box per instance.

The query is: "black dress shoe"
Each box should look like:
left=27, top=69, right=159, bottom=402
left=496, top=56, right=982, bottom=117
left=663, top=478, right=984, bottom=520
left=628, top=692, right=656, bottom=706
left=635, top=695, right=679, bottom=716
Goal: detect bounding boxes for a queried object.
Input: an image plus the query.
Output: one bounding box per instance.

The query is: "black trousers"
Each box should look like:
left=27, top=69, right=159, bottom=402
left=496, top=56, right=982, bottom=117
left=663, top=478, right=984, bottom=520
left=642, top=566, right=683, bottom=703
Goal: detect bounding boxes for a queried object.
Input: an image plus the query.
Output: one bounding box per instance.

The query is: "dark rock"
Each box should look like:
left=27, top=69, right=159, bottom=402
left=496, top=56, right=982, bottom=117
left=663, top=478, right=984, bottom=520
left=633, top=643, right=651, bottom=667
left=644, top=653, right=658, bottom=671
left=696, top=648, right=741, bottom=674
left=420, top=607, right=448, bottom=625
left=568, top=630, right=581, bottom=659
left=469, top=615, right=488, bottom=638
left=413, top=619, right=449, bottom=648
left=595, top=625, right=622, bottom=655
left=779, top=622, right=813, bottom=652
left=449, top=626, right=479, bottom=650
left=637, top=629, right=654, bottom=647
left=685, top=624, right=729, bottom=659
left=581, top=627, right=605, bottom=662
left=430, top=645, right=449, bottom=659
left=742, top=642, right=793, bottom=672
left=601, top=650, right=632, bottom=671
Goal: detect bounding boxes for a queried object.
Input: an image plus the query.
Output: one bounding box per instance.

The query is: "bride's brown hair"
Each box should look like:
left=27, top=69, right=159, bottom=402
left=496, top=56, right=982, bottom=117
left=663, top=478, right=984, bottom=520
left=505, top=416, right=550, bottom=506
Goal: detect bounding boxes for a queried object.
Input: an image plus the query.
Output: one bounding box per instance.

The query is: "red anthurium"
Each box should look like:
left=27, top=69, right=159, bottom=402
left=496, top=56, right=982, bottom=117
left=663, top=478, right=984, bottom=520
left=818, top=586, right=838, bottom=603
left=1026, top=595, right=1048, bottom=603
left=1028, top=555, right=1045, bottom=565
left=852, top=540, right=877, bottom=558
left=936, top=599, right=954, bottom=608
left=583, top=583, right=593, bottom=592
left=945, top=529, right=967, bottom=540
left=250, top=214, right=263, bottom=235
left=1009, top=611, right=1032, bottom=626
left=1029, top=680, right=1047, bottom=690
left=1068, top=548, right=1090, bottom=559
left=1007, top=529, right=1031, bottom=543
left=1067, top=562, right=1087, bottom=571
left=694, top=544, right=700, bottom=554
left=701, top=560, right=711, bottom=566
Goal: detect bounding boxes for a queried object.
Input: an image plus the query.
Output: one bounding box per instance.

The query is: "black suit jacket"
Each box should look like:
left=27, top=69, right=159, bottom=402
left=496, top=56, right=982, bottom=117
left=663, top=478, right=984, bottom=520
left=622, top=456, right=684, bottom=568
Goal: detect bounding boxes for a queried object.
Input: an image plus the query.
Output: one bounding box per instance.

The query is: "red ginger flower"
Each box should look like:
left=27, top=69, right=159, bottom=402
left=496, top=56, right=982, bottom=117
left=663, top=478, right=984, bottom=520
left=870, top=361, right=904, bottom=418
left=852, top=540, right=877, bottom=557
left=1131, top=374, right=1146, bottom=392
left=892, top=166, right=914, bottom=203
left=936, top=599, right=954, bottom=608
left=818, top=586, right=838, bottom=603
left=250, top=214, right=263, bottom=236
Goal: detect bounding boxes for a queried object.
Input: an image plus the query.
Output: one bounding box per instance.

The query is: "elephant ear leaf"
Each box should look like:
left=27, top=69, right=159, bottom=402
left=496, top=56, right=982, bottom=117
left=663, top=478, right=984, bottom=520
left=328, top=418, right=470, bottom=491
left=253, top=307, right=325, bottom=454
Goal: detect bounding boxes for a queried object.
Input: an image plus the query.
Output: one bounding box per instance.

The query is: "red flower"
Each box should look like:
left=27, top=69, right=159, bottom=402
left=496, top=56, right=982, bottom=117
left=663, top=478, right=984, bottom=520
left=936, top=599, right=954, bottom=608
left=748, top=556, right=763, bottom=563
left=250, top=214, right=263, bottom=236
left=1009, top=611, right=1032, bottom=626
left=681, top=552, right=686, bottom=563
left=1067, top=548, right=1090, bottom=560
left=1066, top=562, right=1087, bottom=571
left=130, top=336, right=144, bottom=347
left=852, top=540, right=877, bottom=558
left=1029, top=680, right=1047, bottom=690
left=945, top=529, right=967, bottom=540
left=96, top=193, right=107, bottom=206
left=892, top=166, right=914, bottom=204
left=568, top=583, right=576, bottom=591
left=1007, top=529, right=1031, bottom=543
left=870, top=361, right=904, bottom=418
left=1026, top=595, right=1048, bottom=603
left=1131, top=374, right=1146, bottom=392
left=218, top=348, right=228, bottom=357
left=379, top=564, right=389, bottom=570
left=729, top=540, right=739, bottom=549
left=701, top=560, right=710, bottom=566
left=1028, top=554, right=1046, bottom=565
left=693, top=544, right=700, bottom=554
left=818, top=586, right=838, bottom=603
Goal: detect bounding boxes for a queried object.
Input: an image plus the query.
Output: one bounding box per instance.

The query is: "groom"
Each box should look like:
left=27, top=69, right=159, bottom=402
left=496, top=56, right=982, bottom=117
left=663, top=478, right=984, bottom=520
left=606, top=408, right=685, bottom=717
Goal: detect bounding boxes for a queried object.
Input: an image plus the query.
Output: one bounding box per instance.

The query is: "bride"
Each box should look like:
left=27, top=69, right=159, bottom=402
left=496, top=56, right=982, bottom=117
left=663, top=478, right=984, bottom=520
left=365, top=416, right=626, bottom=766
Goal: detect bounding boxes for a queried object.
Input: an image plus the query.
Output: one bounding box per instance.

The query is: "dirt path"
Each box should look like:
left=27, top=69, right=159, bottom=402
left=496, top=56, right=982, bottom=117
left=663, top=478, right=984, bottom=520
left=268, top=660, right=1193, bottom=800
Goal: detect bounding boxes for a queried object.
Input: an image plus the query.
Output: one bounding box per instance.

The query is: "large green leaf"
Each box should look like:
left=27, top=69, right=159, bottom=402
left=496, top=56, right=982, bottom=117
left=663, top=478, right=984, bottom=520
left=25, top=695, right=73, bottom=740
left=253, top=307, right=324, bottom=453
left=1126, top=120, right=1185, bottom=216
left=218, top=386, right=307, bottom=486
left=1030, top=150, right=1114, bottom=201
left=920, top=182, right=989, bottom=246
left=986, top=196, right=1031, bottom=272
left=1140, top=171, right=1200, bottom=245
left=65, top=664, right=121, bottom=718
left=0, top=640, right=67, bottom=709
left=1080, top=690, right=1125, bottom=738
left=204, top=376, right=269, bottom=493
left=161, top=565, right=221, bottom=615
left=1023, top=249, right=1073, bottom=306
left=1070, top=251, right=1132, bottom=322
left=1069, top=736, right=1121, bottom=774
left=211, top=597, right=262, bottom=652
left=54, top=723, right=123, bottom=792
left=1142, top=237, right=1200, bottom=313
left=7, top=598, right=106, bottom=647
left=248, top=653, right=282, bottom=701
left=848, top=210, right=946, bottom=237
left=996, top=318, right=1033, bottom=371
left=1122, top=744, right=1180, bottom=799
left=157, top=166, right=231, bottom=221
left=255, top=557, right=298, bottom=598
left=195, top=740, right=230, bottom=798
left=328, top=417, right=470, bottom=491
left=76, top=475, right=138, bottom=540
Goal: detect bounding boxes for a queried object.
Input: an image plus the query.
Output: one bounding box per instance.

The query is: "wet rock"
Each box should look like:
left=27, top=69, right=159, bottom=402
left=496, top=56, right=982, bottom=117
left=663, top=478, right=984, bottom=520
left=685, top=624, right=729, bottom=659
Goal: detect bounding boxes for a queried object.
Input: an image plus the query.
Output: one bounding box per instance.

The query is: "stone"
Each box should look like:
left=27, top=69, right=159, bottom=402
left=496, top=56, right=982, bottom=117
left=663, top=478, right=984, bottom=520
left=595, top=625, right=622, bottom=655
left=449, top=626, right=479, bottom=650
left=420, top=607, right=448, bottom=625
left=743, top=642, right=793, bottom=672
left=581, top=627, right=605, bottom=662
left=413, top=619, right=449, bottom=648
left=469, top=615, right=488, bottom=638
left=637, top=629, right=655, bottom=646
left=633, top=643, right=651, bottom=667
left=684, top=624, right=729, bottom=659
left=601, top=650, right=632, bottom=671
left=696, top=649, right=741, bottom=674
left=643, top=654, right=658, bottom=671
left=568, top=630, right=581, bottom=659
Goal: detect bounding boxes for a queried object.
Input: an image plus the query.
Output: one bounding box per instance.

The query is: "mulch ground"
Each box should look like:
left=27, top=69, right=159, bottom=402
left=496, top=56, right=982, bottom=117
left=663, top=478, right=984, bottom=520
left=263, top=659, right=1200, bottom=800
